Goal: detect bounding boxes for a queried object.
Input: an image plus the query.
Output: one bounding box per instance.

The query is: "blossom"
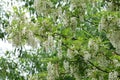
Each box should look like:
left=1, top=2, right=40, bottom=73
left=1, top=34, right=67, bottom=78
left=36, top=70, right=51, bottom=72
left=57, top=40, right=62, bottom=59
left=107, top=2, right=113, bottom=11
left=47, top=62, right=55, bottom=80
left=108, top=71, right=118, bottom=80
left=43, top=35, right=56, bottom=53
left=74, top=73, right=80, bottom=80
left=34, top=0, right=53, bottom=16
left=69, top=4, right=76, bottom=11
left=88, top=38, right=98, bottom=51
left=98, top=16, right=107, bottom=32
left=63, top=60, right=69, bottom=73
left=70, top=17, right=77, bottom=27
left=67, top=49, right=74, bottom=59
left=47, top=62, right=59, bottom=80
left=107, top=31, right=120, bottom=54
left=83, top=51, right=91, bottom=61
left=57, top=48, right=62, bottom=59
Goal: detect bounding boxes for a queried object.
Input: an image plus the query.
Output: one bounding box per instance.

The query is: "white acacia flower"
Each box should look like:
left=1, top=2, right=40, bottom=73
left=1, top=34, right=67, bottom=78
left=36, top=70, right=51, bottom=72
left=69, top=4, right=76, bottom=11
left=47, top=62, right=55, bottom=80
left=107, top=31, right=120, bottom=54
left=43, top=41, right=50, bottom=53
left=70, top=17, right=77, bottom=27
left=98, top=17, right=107, bottom=32
left=48, top=36, right=54, bottom=47
left=108, top=71, right=118, bottom=80
left=88, top=38, right=98, bottom=51
left=47, top=62, right=59, bottom=80
left=63, top=60, right=69, bottom=72
left=107, top=2, right=113, bottom=11
left=57, top=48, right=62, bottom=59
left=113, top=59, right=120, bottom=67
left=34, top=0, right=49, bottom=15
left=83, top=52, right=91, bottom=61
left=27, top=31, right=38, bottom=48
left=43, top=35, right=56, bottom=53
left=88, top=38, right=94, bottom=48
left=74, top=73, right=80, bottom=80
left=47, top=62, right=53, bottom=71
left=48, top=36, right=56, bottom=52
left=67, top=49, right=74, bottom=59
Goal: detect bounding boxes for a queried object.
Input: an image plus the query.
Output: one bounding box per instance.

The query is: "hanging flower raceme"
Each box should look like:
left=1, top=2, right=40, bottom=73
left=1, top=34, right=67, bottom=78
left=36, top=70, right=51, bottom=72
left=108, top=71, right=118, bottom=80
left=43, top=35, right=56, bottom=53
left=57, top=40, right=62, bottom=59
left=34, top=0, right=53, bottom=16
left=99, top=14, right=120, bottom=54
left=63, top=60, right=69, bottom=73
left=88, top=38, right=99, bottom=52
left=67, top=48, right=74, bottom=59
left=47, top=62, right=59, bottom=80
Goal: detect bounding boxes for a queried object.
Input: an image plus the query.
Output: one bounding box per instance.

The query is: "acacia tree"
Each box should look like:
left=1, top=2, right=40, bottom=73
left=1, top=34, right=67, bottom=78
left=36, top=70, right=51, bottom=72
left=0, top=0, right=120, bottom=80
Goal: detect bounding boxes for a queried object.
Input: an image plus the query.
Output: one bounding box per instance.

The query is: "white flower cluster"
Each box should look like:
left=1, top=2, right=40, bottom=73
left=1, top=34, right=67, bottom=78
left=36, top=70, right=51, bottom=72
left=108, top=71, right=118, bottom=80
left=70, top=65, right=80, bottom=80
left=11, top=32, right=22, bottom=46
left=88, top=38, right=99, bottom=52
left=70, top=17, right=77, bottom=28
left=98, top=16, right=108, bottom=32
left=43, top=35, right=56, bottom=53
left=47, top=62, right=59, bottom=80
left=57, top=40, right=62, bottom=59
left=107, top=2, right=114, bottom=11
left=57, top=48, right=62, bottom=59
left=67, top=48, right=74, bottom=59
left=34, top=0, right=53, bottom=16
left=63, top=60, right=69, bottom=73
left=113, top=59, right=120, bottom=68
left=58, top=11, right=69, bottom=27
left=107, top=31, right=120, bottom=54
left=83, top=51, right=91, bottom=61
left=98, top=13, right=120, bottom=54
left=27, top=30, right=39, bottom=48
left=47, top=62, right=55, bottom=80
left=73, top=72, right=80, bottom=80
left=69, top=4, right=76, bottom=12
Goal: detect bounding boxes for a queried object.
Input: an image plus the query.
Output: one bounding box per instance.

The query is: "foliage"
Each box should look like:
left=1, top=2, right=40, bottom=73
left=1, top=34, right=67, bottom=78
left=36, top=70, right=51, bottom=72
left=0, top=0, right=120, bottom=80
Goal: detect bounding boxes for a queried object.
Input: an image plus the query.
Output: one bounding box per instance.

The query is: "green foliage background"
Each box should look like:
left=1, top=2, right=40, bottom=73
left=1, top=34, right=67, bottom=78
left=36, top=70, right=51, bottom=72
left=0, top=0, right=120, bottom=80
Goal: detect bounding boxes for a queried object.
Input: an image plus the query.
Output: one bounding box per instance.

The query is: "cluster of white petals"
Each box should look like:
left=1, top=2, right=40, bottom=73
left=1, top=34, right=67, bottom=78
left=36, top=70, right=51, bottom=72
left=88, top=38, right=99, bottom=51
left=70, top=65, right=80, bottom=80
left=34, top=0, right=53, bottom=16
left=99, top=15, right=120, bottom=54
left=98, top=1, right=120, bottom=54
left=67, top=48, right=74, bottom=59
left=63, top=60, right=69, bottom=73
left=43, top=35, right=56, bottom=53
left=47, top=62, right=55, bottom=80
left=108, top=71, right=118, bottom=80
left=57, top=40, right=62, bottom=59
left=47, top=62, right=59, bottom=80
left=83, top=51, right=91, bottom=61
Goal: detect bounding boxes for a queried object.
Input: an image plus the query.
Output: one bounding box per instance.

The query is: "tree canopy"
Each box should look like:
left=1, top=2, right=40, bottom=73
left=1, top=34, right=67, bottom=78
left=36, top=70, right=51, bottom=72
left=0, top=0, right=120, bottom=80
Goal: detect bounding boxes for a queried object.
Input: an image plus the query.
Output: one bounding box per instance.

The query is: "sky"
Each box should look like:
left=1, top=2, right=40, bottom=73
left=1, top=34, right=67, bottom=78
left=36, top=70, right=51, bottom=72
left=0, top=0, right=27, bottom=56
left=0, top=0, right=40, bottom=57
left=0, top=0, right=16, bottom=56
left=0, top=39, right=13, bottom=56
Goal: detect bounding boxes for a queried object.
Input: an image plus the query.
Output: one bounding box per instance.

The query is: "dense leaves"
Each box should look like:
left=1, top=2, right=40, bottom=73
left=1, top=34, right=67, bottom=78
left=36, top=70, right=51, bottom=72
left=0, top=0, right=120, bottom=80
